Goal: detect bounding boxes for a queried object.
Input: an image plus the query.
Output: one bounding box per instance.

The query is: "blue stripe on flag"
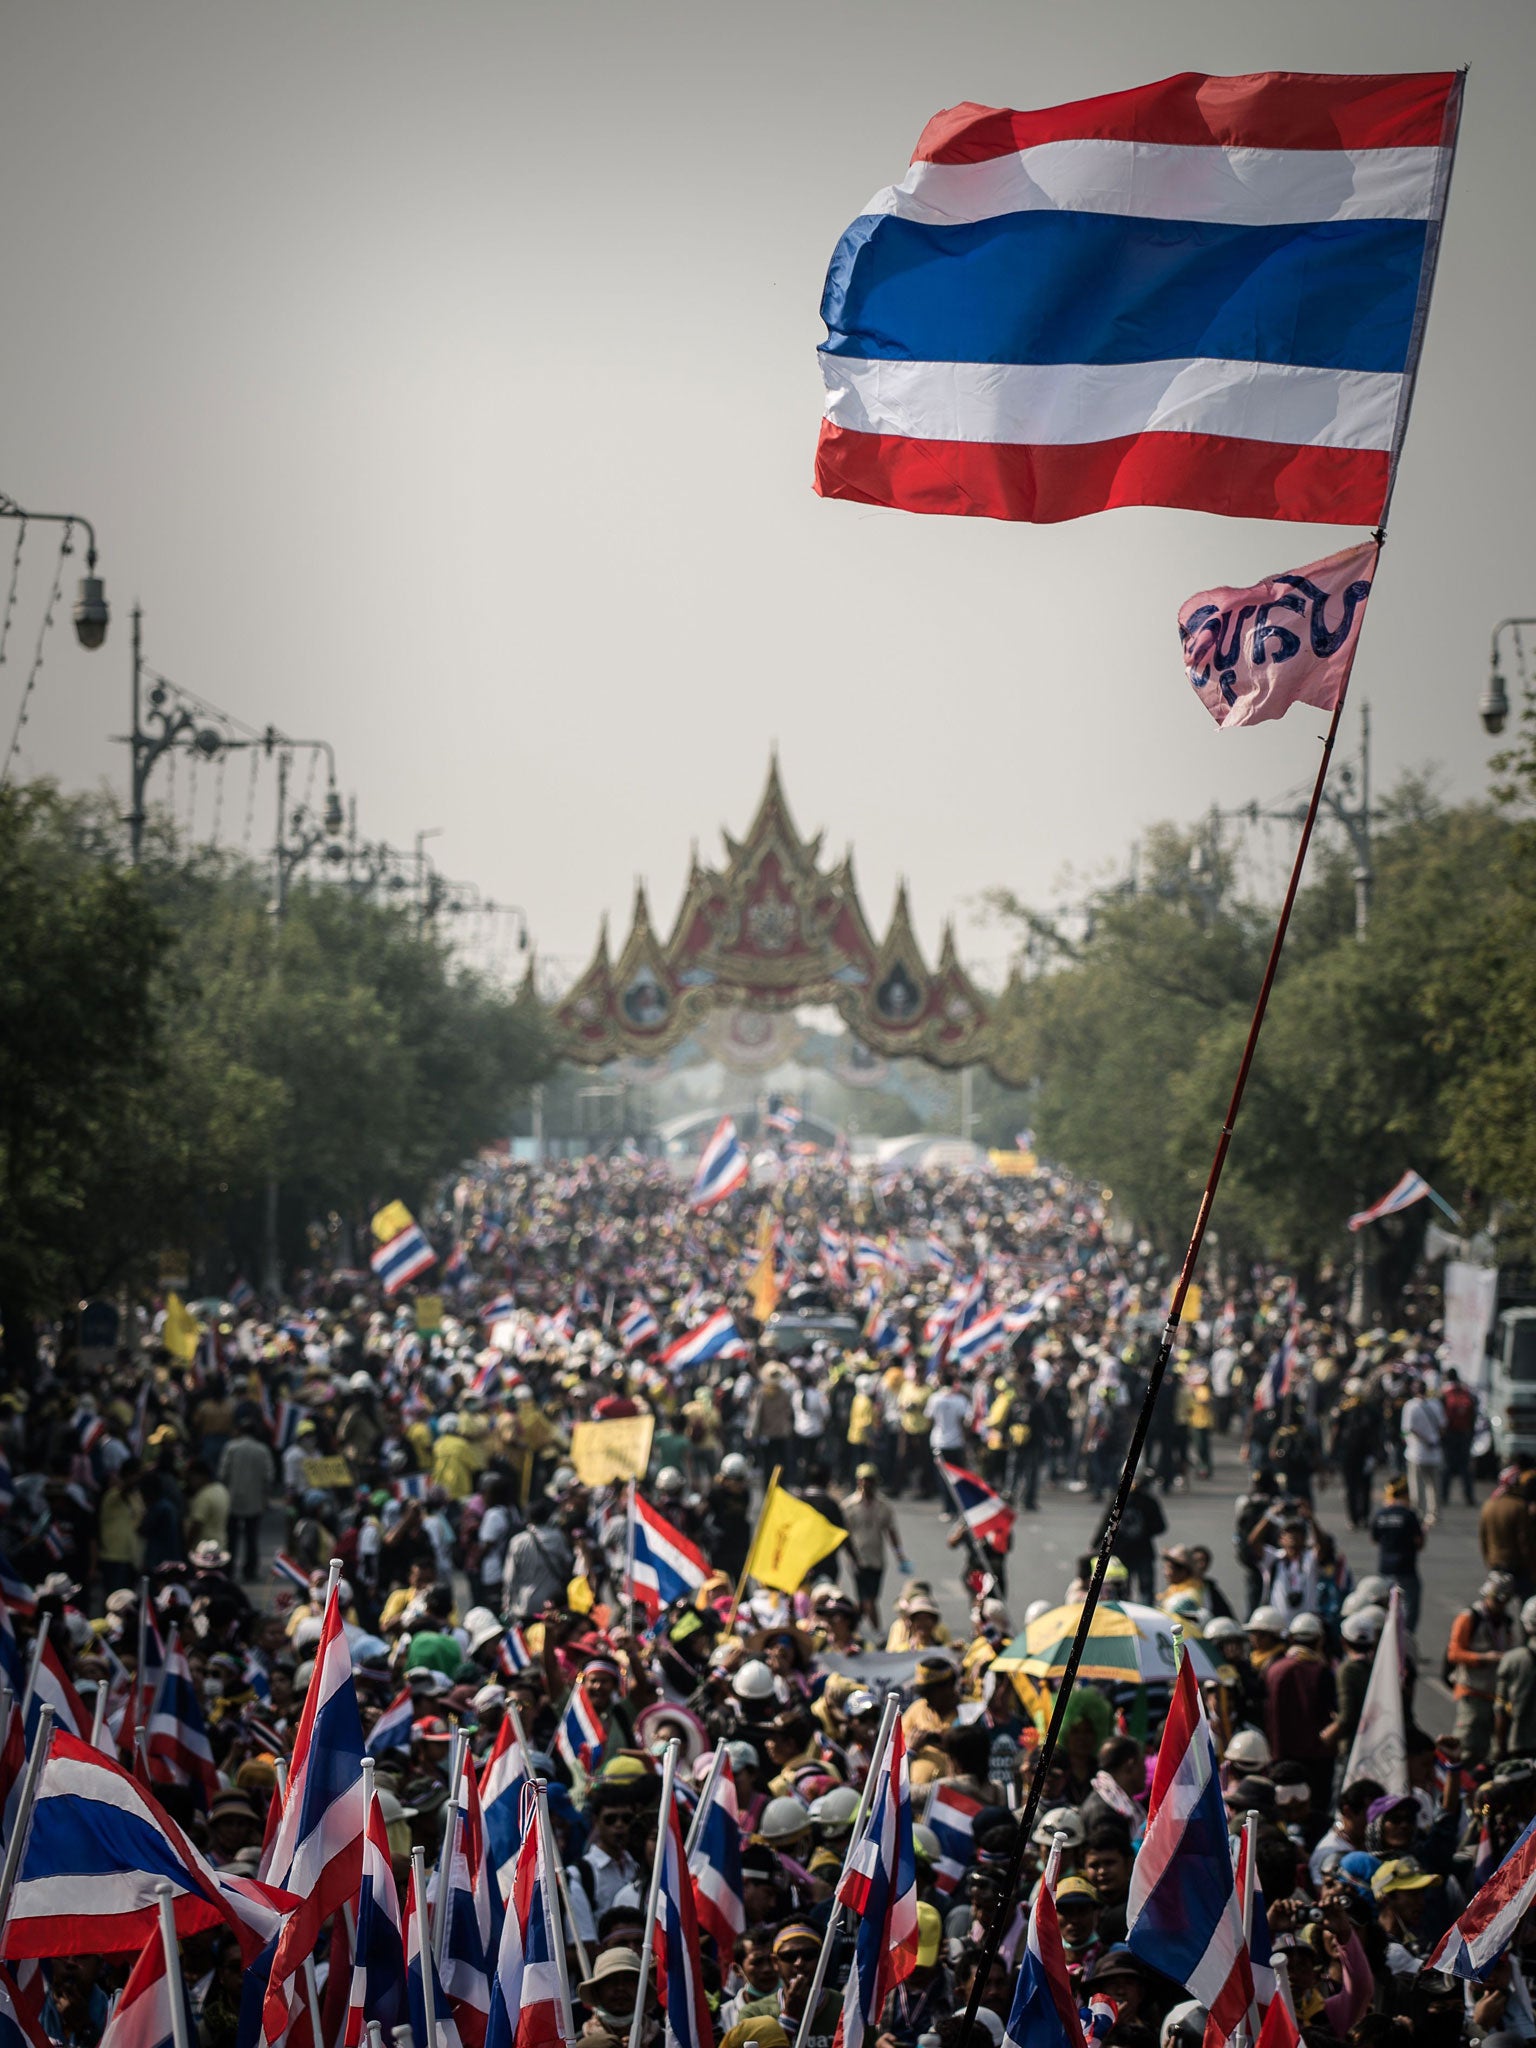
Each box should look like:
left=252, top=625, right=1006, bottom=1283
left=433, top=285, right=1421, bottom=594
left=822, top=213, right=1426, bottom=373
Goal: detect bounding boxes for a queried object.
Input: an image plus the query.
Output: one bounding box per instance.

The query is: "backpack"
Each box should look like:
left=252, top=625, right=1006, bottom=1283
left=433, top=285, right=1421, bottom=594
left=1442, top=1385, right=1476, bottom=1434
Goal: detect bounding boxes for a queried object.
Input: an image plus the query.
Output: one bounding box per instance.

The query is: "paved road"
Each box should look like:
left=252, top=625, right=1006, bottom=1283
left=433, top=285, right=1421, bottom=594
left=881, top=1432, right=1488, bottom=1735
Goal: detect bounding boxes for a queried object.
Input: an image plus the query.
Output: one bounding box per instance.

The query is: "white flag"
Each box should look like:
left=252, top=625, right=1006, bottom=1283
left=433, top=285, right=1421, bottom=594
left=1343, top=1584, right=1408, bottom=1795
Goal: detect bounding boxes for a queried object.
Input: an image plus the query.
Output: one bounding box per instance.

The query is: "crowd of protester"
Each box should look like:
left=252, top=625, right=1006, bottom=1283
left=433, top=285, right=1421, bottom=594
left=0, top=1153, right=1529, bottom=2048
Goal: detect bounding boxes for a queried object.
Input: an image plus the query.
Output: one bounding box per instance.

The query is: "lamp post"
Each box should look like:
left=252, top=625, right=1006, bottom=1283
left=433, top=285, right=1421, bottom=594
left=1483, top=619, right=1536, bottom=737
left=0, top=494, right=108, bottom=648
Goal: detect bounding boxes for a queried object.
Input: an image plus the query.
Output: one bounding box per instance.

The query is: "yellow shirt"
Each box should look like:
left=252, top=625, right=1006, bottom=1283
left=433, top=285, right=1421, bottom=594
left=431, top=1432, right=479, bottom=1500
left=99, top=1486, right=144, bottom=1567
left=847, top=1394, right=877, bottom=1446
left=901, top=1697, right=955, bottom=1788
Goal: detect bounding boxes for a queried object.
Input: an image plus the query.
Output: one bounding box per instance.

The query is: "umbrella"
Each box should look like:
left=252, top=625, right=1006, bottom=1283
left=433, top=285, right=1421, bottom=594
left=992, top=1599, right=1216, bottom=1685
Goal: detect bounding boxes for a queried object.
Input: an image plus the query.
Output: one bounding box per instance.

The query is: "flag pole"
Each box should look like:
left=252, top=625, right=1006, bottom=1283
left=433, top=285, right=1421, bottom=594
left=627, top=1738, right=680, bottom=2048
left=508, top=1699, right=592, bottom=1983
left=412, top=1846, right=440, bottom=2048
left=433, top=1730, right=468, bottom=1969
left=89, top=1679, right=109, bottom=1751
left=0, top=1704, right=54, bottom=1930
left=725, top=1465, right=780, bottom=1629
left=19, top=1615, right=47, bottom=1720
left=954, top=656, right=1366, bottom=2048
left=534, top=1774, right=578, bottom=2048
left=682, top=1742, right=726, bottom=1861
left=791, top=1688, right=903, bottom=2048
left=625, top=1479, right=638, bottom=1639
left=156, top=1881, right=192, bottom=2048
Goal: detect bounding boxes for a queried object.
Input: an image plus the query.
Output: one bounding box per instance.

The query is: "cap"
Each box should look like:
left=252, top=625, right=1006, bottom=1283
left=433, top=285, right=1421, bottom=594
left=855, top=1462, right=880, bottom=1481
left=1161, top=1544, right=1193, bottom=1567
left=1055, top=1876, right=1102, bottom=1905
left=1372, top=1856, right=1439, bottom=1900
left=771, top=1922, right=822, bottom=1957
left=916, top=1902, right=943, bottom=1969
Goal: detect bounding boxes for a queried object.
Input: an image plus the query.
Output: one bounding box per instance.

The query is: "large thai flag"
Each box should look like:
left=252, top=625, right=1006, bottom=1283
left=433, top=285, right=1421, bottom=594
left=938, top=1461, right=1017, bottom=1553
left=688, top=1752, right=745, bottom=1953
left=482, top=1716, right=532, bottom=1900
left=343, top=1783, right=406, bottom=2048
left=815, top=72, right=1464, bottom=529
left=690, top=1118, right=749, bottom=1210
left=836, top=1719, right=920, bottom=2048
left=1003, top=1849, right=1085, bottom=2048
left=1126, top=1657, right=1253, bottom=2041
left=3, top=1730, right=259, bottom=1958
left=660, top=1309, right=747, bottom=1372
left=440, top=1755, right=501, bottom=2048
left=620, top=1298, right=661, bottom=1351
left=555, top=1688, right=606, bottom=1780
left=146, top=1631, right=220, bottom=1812
left=628, top=1495, right=710, bottom=1620
left=96, top=1921, right=187, bottom=2048
left=405, top=1869, right=464, bottom=2048
left=365, top=1687, right=416, bottom=1759
left=653, top=1789, right=711, bottom=2048
left=486, top=1789, right=572, bottom=2048
left=928, top=1782, right=986, bottom=1897
left=1430, top=1814, right=1536, bottom=1980
left=1348, top=1170, right=1432, bottom=1231
left=260, top=1582, right=365, bottom=2046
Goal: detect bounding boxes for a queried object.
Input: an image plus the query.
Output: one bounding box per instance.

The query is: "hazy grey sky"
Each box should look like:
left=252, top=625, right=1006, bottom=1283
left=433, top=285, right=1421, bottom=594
left=4, top=1, right=1532, bottom=990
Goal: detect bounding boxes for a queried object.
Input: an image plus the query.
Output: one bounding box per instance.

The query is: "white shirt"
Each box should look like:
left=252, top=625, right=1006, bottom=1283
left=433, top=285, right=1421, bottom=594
left=1402, top=1395, right=1445, bottom=1467
left=925, top=1389, right=971, bottom=1453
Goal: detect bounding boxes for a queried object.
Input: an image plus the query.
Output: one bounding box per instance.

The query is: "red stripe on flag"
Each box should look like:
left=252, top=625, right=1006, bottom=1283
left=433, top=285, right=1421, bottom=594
left=912, top=71, right=1460, bottom=161
left=814, top=422, right=1390, bottom=529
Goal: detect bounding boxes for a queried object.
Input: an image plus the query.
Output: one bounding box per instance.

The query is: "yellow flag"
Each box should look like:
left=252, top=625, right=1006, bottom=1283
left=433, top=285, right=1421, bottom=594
left=1179, top=1284, right=1203, bottom=1324
left=162, top=1293, right=202, bottom=1364
left=372, top=1199, right=415, bottom=1244
left=569, top=1415, right=656, bottom=1487
left=746, top=1482, right=847, bottom=1593
left=749, top=1248, right=781, bottom=1322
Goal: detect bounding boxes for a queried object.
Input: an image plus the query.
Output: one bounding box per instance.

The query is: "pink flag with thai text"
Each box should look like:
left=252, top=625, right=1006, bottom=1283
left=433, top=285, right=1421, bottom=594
left=1179, top=540, right=1378, bottom=729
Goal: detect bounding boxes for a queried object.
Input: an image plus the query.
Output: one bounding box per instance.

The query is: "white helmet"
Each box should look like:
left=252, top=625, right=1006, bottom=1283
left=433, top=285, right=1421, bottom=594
left=1023, top=1598, right=1052, bottom=1626
left=654, top=1468, right=685, bottom=1496
left=732, top=1659, right=776, bottom=1702
left=758, top=1795, right=812, bottom=1844
left=1340, top=1606, right=1386, bottom=1648
left=1032, top=1805, right=1085, bottom=1848
left=720, top=1454, right=751, bottom=1482
left=809, top=1786, right=860, bottom=1835
left=1523, top=1597, right=1536, bottom=1640
left=1224, top=1727, right=1272, bottom=1768
left=1342, top=1575, right=1393, bottom=1617
left=1246, top=1605, right=1285, bottom=1636
left=463, top=1606, right=504, bottom=1652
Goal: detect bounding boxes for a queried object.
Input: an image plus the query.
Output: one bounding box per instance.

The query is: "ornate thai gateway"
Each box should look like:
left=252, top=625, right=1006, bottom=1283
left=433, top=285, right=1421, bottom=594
left=547, top=758, right=1014, bottom=1076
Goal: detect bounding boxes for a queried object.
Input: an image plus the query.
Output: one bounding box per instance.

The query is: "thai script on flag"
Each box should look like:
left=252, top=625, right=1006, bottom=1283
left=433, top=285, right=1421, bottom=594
left=620, top=1298, right=661, bottom=1351
left=690, top=1117, right=749, bottom=1210
left=1348, top=1169, right=1432, bottom=1231
left=938, top=1460, right=1017, bottom=1555
left=1431, top=1813, right=1536, bottom=1979
left=1126, top=1655, right=1254, bottom=2040
left=344, top=1780, right=407, bottom=2048
left=1181, top=541, right=1376, bottom=728
left=652, top=1783, right=711, bottom=2048
left=146, top=1631, right=220, bottom=1811
left=4, top=1729, right=261, bottom=1959
left=628, top=1494, right=710, bottom=1620
left=486, top=1785, right=573, bottom=2048
left=370, top=1218, right=437, bottom=1296
left=556, top=1686, right=607, bottom=1780
left=482, top=1715, right=532, bottom=1900
left=688, top=1753, right=745, bottom=1953
left=1003, top=1843, right=1086, bottom=2048
left=928, top=1782, right=985, bottom=1897
left=815, top=72, right=1464, bottom=530
left=365, top=1687, right=416, bottom=1758
left=837, top=1717, right=920, bottom=2048
left=661, top=1308, right=747, bottom=1373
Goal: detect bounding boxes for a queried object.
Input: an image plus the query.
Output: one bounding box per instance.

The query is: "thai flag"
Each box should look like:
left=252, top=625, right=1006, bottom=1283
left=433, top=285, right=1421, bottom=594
left=555, top=1686, right=606, bottom=1780
left=928, top=1782, right=986, bottom=1897
left=96, top=1915, right=189, bottom=2048
left=688, top=1753, right=744, bottom=1953
left=620, top=1298, right=660, bottom=1351
left=440, top=1754, right=501, bottom=2048
left=370, top=1222, right=437, bottom=1296
left=270, top=1552, right=311, bottom=1596
left=0, top=1964, right=49, bottom=2048
left=118, top=1609, right=164, bottom=1767
left=444, top=1245, right=470, bottom=1287
left=545, top=1307, right=577, bottom=1345
left=819, top=1225, right=849, bottom=1285
left=482, top=1715, right=532, bottom=1900
left=653, top=1786, right=711, bottom=2048
left=764, top=1102, right=803, bottom=1137
left=690, top=1118, right=749, bottom=1210
left=478, top=1225, right=504, bottom=1257
left=853, top=1236, right=888, bottom=1276
left=26, top=1628, right=89, bottom=1744
left=953, top=1306, right=1009, bottom=1364
left=864, top=1300, right=902, bottom=1353
left=837, top=1717, right=919, bottom=2048
left=1126, top=1657, right=1253, bottom=2042
left=273, top=1400, right=304, bottom=1452
left=78, top=1415, right=108, bottom=1456
left=1003, top=1847, right=1086, bottom=2048
left=497, top=1626, right=533, bottom=1679
left=926, top=1234, right=956, bottom=1273
left=260, top=1582, right=366, bottom=2045
left=486, top=1785, right=572, bottom=2048
left=0, top=1550, right=35, bottom=1619
left=628, top=1495, right=710, bottom=1620
left=343, top=1782, right=407, bottom=2048
left=1348, top=1170, right=1432, bottom=1231
left=480, top=1294, right=517, bottom=1325
left=405, top=1866, right=464, bottom=2048
left=4, top=1730, right=259, bottom=1959
left=229, top=1276, right=256, bottom=1312
left=146, top=1631, right=220, bottom=1811
left=472, top=1354, right=506, bottom=1399
left=1235, top=1822, right=1275, bottom=2019
left=938, top=1461, right=1016, bottom=1554
left=1005, top=1278, right=1059, bottom=1334
left=365, top=1687, right=416, bottom=1759
left=1431, top=1813, right=1536, bottom=1979
left=660, top=1309, right=747, bottom=1373
left=815, top=73, right=1463, bottom=531
left=573, top=1279, right=599, bottom=1315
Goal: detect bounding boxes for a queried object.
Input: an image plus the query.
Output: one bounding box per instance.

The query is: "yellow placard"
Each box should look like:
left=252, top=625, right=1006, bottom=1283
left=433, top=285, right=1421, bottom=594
left=415, top=1295, right=445, bottom=1335
left=302, top=1455, right=354, bottom=1489
left=569, top=1414, right=656, bottom=1488
left=372, top=1200, right=415, bottom=1244
left=746, top=1482, right=847, bottom=1593
left=1179, top=1285, right=1204, bottom=1324
left=988, top=1150, right=1037, bottom=1177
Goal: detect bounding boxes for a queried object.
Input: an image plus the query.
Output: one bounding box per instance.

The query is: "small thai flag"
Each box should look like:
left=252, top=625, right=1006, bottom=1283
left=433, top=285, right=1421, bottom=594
left=939, top=1461, right=1016, bottom=1554
left=1003, top=1845, right=1085, bottom=2048
left=481, top=1716, right=532, bottom=1897
left=764, top=1102, right=803, bottom=1136
left=661, top=1308, right=747, bottom=1373
left=496, top=1626, right=532, bottom=1679
left=574, top=1279, right=599, bottom=1314
left=1348, top=1169, right=1434, bottom=1232
left=1431, top=1814, right=1536, bottom=1979
left=270, top=1553, right=311, bottom=1595
left=690, top=1117, right=749, bottom=1210
left=928, top=1782, right=986, bottom=1897
left=620, top=1298, right=660, bottom=1351
left=479, top=1293, right=517, bottom=1325
left=274, top=1400, right=304, bottom=1451
left=628, top=1494, right=710, bottom=1620
left=688, top=1753, right=745, bottom=1953
left=78, top=1416, right=108, bottom=1456
left=486, top=1784, right=570, bottom=2048
left=926, top=1234, right=957, bottom=1272
left=229, top=1277, right=257, bottom=1311
left=556, top=1687, right=606, bottom=1778
left=853, top=1236, right=888, bottom=1276
left=370, top=1222, right=436, bottom=1297
left=344, top=1781, right=407, bottom=2047
left=864, top=1301, right=902, bottom=1353
left=366, top=1688, right=416, bottom=1759
left=146, top=1633, right=220, bottom=1812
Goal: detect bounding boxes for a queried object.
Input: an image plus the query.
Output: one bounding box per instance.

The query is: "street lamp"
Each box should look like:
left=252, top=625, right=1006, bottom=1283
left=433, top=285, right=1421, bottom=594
left=1484, top=619, right=1536, bottom=736
left=0, top=493, right=108, bottom=649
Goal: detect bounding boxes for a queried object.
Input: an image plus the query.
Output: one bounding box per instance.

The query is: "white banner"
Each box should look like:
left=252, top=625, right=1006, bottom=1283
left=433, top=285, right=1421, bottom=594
left=1444, top=1262, right=1499, bottom=1382
left=1343, top=1585, right=1408, bottom=1796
